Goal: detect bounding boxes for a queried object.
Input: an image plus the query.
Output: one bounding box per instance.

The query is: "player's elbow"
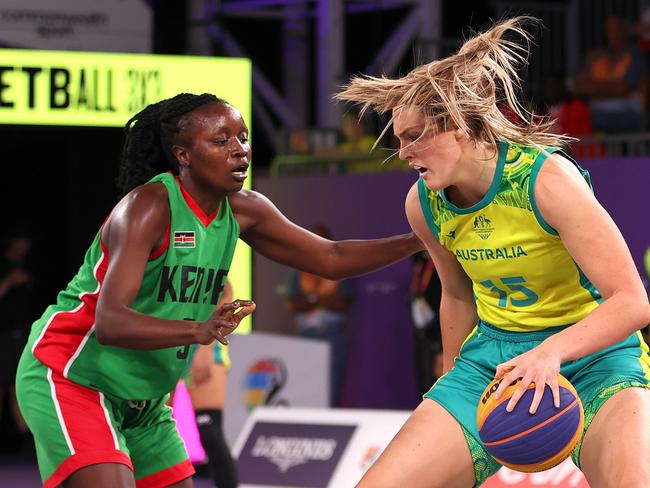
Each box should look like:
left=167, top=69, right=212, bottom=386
left=313, top=251, right=344, bottom=280
left=94, top=322, right=117, bottom=345
left=94, top=307, right=122, bottom=345
left=636, top=299, right=650, bottom=332
left=623, top=288, right=650, bottom=332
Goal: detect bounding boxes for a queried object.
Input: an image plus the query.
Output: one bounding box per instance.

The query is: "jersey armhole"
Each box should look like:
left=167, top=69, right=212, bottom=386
left=417, top=178, right=441, bottom=242
left=147, top=179, right=172, bottom=261
left=149, top=223, right=170, bottom=261
left=98, top=212, right=113, bottom=256
left=529, top=148, right=593, bottom=236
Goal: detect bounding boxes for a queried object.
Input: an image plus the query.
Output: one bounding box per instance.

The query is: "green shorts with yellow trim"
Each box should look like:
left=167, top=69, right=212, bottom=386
left=424, top=320, right=650, bottom=486
left=15, top=348, right=194, bottom=488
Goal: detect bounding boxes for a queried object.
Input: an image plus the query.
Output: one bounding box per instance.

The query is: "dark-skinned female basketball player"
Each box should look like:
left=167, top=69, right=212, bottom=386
left=15, top=92, right=423, bottom=488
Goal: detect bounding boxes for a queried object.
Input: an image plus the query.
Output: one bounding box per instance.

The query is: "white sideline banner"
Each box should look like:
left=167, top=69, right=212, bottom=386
left=232, top=407, right=589, bottom=488
left=233, top=407, right=409, bottom=488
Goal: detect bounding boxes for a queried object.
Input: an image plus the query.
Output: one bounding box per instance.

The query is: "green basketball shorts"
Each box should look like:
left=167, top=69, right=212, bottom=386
left=15, top=347, right=194, bottom=488
left=424, top=320, right=650, bottom=485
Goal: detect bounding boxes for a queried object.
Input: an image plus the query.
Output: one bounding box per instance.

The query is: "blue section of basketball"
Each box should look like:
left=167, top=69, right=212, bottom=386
left=485, top=402, right=581, bottom=464
left=479, top=385, right=576, bottom=443
left=478, top=385, right=582, bottom=465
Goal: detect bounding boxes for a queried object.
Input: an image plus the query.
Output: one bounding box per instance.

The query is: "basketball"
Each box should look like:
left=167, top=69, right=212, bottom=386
left=477, top=374, right=584, bottom=472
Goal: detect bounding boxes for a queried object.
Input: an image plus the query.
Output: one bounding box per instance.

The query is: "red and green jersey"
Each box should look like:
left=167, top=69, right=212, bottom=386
left=27, top=172, right=240, bottom=400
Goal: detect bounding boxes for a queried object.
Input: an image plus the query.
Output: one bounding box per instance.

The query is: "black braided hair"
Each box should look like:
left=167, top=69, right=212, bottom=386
left=116, top=93, right=226, bottom=196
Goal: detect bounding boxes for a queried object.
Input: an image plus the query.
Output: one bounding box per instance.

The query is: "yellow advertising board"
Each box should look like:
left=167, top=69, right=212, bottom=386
left=0, top=48, right=253, bottom=332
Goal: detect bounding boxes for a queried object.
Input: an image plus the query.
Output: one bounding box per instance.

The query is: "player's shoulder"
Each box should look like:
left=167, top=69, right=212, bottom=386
left=111, top=182, right=170, bottom=228
left=533, top=152, right=596, bottom=222
left=229, top=188, right=273, bottom=213
left=536, top=152, right=589, bottom=189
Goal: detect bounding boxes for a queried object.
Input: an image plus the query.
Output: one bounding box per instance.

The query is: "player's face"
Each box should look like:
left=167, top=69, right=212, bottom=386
left=393, top=107, right=463, bottom=191
left=179, top=102, right=251, bottom=193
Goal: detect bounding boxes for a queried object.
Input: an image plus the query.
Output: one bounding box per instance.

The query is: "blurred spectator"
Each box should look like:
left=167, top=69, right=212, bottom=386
left=543, top=73, right=591, bottom=137
left=541, top=72, right=605, bottom=158
left=0, top=229, right=35, bottom=452
left=337, top=109, right=377, bottom=154
left=287, top=225, right=354, bottom=407
left=314, top=108, right=377, bottom=157
left=409, top=251, right=443, bottom=396
left=572, top=15, right=647, bottom=134
left=635, top=6, right=650, bottom=120
left=287, top=128, right=314, bottom=155
left=636, top=6, right=650, bottom=52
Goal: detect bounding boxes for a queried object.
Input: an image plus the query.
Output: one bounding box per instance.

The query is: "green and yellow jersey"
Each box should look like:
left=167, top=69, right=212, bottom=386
left=418, top=140, right=601, bottom=332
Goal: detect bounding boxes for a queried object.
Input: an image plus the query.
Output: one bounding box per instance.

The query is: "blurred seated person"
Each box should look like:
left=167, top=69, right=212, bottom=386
left=336, top=109, right=404, bottom=172
left=338, top=109, right=376, bottom=154
left=287, top=128, right=314, bottom=155
left=635, top=6, right=650, bottom=52
left=287, top=225, right=353, bottom=407
left=572, top=15, right=646, bottom=133
left=541, top=72, right=607, bottom=158
left=313, top=109, right=377, bottom=157
left=542, top=73, right=591, bottom=137
left=0, top=230, right=35, bottom=451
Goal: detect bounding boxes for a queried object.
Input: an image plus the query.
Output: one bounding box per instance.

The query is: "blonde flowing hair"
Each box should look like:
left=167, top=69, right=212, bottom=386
left=336, top=16, right=571, bottom=149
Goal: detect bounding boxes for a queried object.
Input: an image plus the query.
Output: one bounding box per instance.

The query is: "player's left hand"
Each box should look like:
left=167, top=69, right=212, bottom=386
left=211, top=299, right=256, bottom=345
left=492, top=344, right=562, bottom=414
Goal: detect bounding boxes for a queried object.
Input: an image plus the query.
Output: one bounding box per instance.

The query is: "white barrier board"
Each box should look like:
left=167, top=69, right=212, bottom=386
left=225, top=333, right=330, bottom=446
left=232, top=407, right=589, bottom=488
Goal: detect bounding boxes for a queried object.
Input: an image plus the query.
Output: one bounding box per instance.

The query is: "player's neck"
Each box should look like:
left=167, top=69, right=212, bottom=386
left=446, top=142, right=499, bottom=208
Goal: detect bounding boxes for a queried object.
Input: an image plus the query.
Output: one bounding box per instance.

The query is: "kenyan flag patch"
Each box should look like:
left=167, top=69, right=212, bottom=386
left=173, top=231, right=196, bottom=248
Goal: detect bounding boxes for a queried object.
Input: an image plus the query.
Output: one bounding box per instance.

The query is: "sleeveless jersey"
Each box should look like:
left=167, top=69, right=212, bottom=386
left=418, top=140, right=602, bottom=332
left=27, top=172, right=239, bottom=399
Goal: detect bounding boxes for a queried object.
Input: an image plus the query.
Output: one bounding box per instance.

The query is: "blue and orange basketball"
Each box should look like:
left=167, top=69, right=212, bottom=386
left=477, top=374, right=584, bottom=472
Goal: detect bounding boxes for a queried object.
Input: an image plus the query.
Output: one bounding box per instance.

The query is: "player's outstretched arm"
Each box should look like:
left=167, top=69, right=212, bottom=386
left=405, top=183, right=477, bottom=373
left=231, top=189, right=424, bottom=279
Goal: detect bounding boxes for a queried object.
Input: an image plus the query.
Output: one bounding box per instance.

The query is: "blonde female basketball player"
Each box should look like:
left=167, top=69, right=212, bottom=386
left=337, top=17, right=650, bottom=488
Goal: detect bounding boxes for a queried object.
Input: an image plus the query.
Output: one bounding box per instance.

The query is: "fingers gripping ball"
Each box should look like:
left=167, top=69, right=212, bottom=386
left=476, top=374, right=584, bottom=472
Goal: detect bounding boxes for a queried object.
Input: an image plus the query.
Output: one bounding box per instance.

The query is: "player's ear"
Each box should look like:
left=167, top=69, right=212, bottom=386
left=172, top=145, right=190, bottom=168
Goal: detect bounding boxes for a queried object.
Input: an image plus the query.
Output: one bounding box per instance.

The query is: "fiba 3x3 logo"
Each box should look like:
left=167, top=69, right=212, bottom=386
left=243, top=358, right=289, bottom=410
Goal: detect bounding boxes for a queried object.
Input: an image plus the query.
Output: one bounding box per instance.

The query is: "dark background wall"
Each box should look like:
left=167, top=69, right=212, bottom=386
left=1, top=126, right=122, bottom=311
